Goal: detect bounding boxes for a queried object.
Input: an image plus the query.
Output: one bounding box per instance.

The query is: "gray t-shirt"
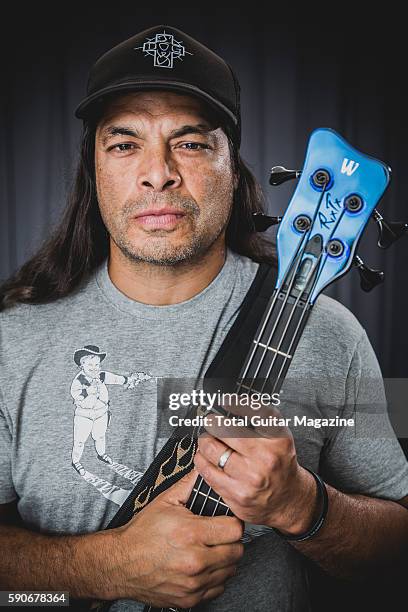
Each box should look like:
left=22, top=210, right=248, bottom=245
left=0, top=249, right=407, bottom=612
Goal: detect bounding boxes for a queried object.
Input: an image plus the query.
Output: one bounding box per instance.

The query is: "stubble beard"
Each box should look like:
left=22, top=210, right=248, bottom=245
left=107, top=193, right=231, bottom=267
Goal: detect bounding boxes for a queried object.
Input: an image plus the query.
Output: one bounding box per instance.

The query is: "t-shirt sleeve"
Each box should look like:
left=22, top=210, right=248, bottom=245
left=0, top=392, right=17, bottom=504
left=320, top=330, right=408, bottom=501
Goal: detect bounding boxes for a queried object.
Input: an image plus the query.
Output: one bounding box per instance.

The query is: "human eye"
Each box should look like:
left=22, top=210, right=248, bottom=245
left=107, top=142, right=138, bottom=154
left=177, top=142, right=211, bottom=151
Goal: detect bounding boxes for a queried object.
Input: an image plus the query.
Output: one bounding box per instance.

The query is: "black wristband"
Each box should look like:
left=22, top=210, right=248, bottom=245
left=273, top=467, right=328, bottom=542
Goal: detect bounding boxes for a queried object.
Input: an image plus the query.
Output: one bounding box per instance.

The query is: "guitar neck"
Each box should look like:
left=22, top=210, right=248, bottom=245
left=143, top=289, right=314, bottom=612
left=186, top=286, right=313, bottom=518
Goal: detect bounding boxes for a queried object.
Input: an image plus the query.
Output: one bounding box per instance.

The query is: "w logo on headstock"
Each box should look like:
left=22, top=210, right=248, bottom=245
left=341, top=157, right=360, bottom=176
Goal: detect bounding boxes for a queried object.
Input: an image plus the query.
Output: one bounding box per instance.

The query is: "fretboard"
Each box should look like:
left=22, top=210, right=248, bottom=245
left=144, top=284, right=314, bottom=612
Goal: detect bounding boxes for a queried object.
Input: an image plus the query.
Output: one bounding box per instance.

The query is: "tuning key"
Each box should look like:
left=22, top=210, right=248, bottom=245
left=372, top=209, right=408, bottom=249
left=269, top=166, right=301, bottom=186
left=252, top=212, right=282, bottom=232
left=353, top=255, right=384, bottom=292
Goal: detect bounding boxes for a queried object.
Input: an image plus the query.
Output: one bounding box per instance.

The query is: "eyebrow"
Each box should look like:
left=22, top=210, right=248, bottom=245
left=100, top=123, right=214, bottom=146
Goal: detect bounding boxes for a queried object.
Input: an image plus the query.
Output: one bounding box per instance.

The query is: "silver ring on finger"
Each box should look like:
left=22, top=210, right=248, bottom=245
left=217, top=448, right=233, bottom=470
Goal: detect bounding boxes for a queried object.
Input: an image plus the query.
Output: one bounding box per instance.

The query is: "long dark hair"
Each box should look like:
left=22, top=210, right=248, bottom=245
left=0, top=121, right=276, bottom=311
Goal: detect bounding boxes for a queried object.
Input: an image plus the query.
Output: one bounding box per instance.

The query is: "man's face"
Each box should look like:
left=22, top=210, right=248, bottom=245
left=81, top=355, right=101, bottom=378
left=94, top=91, right=236, bottom=265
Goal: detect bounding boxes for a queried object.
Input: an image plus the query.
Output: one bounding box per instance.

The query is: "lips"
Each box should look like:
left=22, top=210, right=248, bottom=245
left=133, top=207, right=186, bottom=229
left=134, top=207, right=186, bottom=218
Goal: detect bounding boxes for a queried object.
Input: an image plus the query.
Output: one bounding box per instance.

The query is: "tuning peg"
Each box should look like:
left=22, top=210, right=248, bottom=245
left=372, top=209, right=408, bottom=249
left=269, top=166, right=302, bottom=186
left=252, top=212, right=282, bottom=232
left=353, top=255, right=384, bottom=292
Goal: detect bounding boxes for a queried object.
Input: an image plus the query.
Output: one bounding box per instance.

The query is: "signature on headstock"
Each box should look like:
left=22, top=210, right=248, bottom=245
left=318, top=194, right=343, bottom=230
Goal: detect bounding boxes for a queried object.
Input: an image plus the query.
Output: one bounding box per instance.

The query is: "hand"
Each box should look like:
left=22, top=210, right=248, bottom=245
left=193, top=405, right=318, bottom=536
left=104, top=469, right=244, bottom=607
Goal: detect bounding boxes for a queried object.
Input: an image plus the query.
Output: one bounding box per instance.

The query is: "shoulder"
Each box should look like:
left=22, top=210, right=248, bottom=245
left=0, top=302, right=39, bottom=348
left=0, top=272, right=98, bottom=363
left=291, top=293, right=377, bottom=380
left=307, top=293, right=366, bottom=351
left=0, top=270, right=99, bottom=329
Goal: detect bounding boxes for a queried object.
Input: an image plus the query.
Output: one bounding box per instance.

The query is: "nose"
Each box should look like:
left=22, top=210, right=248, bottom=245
left=138, top=146, right=182, bottom=192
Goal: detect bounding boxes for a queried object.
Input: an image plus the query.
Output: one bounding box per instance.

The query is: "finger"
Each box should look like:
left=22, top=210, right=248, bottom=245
left=198, top=564, right=238, bottom=591
left=210, top=397, right=292, bottom=440
left=203, top=413, right=264, bottom=456
left=194, top=451, right=242, bottom=505
left=200, top=584, right=226, bottom=603
left=205, top=411, right=293, bottom=455
left=197, top=434, right=246, bottom=477
left=203, top=541, right=244, bottom=569
left=196, top=516, right=244, bottom=546
left=162, top=468, right=200, bottom=506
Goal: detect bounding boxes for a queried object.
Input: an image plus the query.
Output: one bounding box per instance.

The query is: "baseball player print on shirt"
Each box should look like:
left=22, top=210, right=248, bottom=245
left=70, top=345, right=152, bottom=502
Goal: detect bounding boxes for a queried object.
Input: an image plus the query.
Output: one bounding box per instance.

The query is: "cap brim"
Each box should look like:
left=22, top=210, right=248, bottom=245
left=74, top=79, right=238, bottom=127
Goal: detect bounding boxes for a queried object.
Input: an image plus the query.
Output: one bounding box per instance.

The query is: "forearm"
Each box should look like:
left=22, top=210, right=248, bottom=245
left=291, top=484, right=408, bottom=579
left=0, top=524, right=118, bottom=599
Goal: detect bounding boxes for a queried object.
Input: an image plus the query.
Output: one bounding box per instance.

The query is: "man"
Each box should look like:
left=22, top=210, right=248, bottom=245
left=0, top=25, right=407, bottom=612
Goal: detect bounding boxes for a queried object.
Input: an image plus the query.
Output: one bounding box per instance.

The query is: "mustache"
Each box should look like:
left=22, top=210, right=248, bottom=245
left=123, top=194, right=199, bottom=217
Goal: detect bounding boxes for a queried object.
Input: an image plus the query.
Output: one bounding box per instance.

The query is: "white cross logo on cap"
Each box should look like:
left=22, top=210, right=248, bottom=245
left=134, top=30, right=193, bottom=68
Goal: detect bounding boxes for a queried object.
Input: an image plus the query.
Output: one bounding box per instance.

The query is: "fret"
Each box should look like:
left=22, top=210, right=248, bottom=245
left=242, top=291, right=311, bottom=390
left=187, top=477, right=234, bottom=517
left=237, top=381, right=272, bottom=394
left=253, top=340, right=292, bottom=359
left=238, top=382, right=258, bottom=391
left=190, top=487, right=230, bottom=510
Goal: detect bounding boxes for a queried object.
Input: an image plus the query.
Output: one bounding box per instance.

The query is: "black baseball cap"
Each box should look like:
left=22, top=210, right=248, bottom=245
left=75, top=25, right=241, bottom=146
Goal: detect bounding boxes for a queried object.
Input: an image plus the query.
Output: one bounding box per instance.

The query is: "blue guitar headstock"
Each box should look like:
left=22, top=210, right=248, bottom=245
left=264, top=128, right=394, bottom=304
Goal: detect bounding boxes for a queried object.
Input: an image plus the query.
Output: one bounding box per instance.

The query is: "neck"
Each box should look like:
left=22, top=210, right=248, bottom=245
left=107, top=238, right=227, bottom=305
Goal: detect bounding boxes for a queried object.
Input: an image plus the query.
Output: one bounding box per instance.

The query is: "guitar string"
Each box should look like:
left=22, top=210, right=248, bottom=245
left=236, top=182, right=328, bottom=393
left=186, top=194, right=326, bottom=519
left=242, top=180, right=348, bottom=397
left=258, top=197, right=348, bottom=395
left=258, top=251, right=323, bottom=393
left=184, top=185, right=329, bottom=524
left=187, top=184, right=335, bottom=535
left=185, top=230, right=312, bottom=523
left=269, top=204, right=349, bottom=395
left=235, top=229, right=309, bottom=383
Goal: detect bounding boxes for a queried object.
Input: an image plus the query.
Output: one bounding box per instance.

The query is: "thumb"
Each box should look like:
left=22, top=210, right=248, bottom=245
left=161, top=468, right=200, bottom=507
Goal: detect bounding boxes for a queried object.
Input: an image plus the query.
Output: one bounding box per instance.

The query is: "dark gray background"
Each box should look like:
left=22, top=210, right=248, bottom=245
left=0, top=8, right=407, bottom=610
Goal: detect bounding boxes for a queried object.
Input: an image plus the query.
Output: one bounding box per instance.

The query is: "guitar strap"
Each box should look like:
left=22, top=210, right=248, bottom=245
left=103, top=260, right=278, bottom=533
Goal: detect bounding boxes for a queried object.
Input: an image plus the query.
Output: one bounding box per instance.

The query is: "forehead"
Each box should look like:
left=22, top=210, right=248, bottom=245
left=97, top=90, right=218, bottom=129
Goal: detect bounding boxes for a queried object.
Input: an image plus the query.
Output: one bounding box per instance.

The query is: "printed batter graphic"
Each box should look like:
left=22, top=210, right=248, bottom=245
left=70, top=344, right=152, bottom=492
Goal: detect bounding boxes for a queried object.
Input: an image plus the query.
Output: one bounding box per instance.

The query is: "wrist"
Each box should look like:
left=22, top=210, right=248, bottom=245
left=274, top=468, right=329, bottom=542
left=275, top=466, right=321, bottom=536
left=72, top=529, right=123, bottom=600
